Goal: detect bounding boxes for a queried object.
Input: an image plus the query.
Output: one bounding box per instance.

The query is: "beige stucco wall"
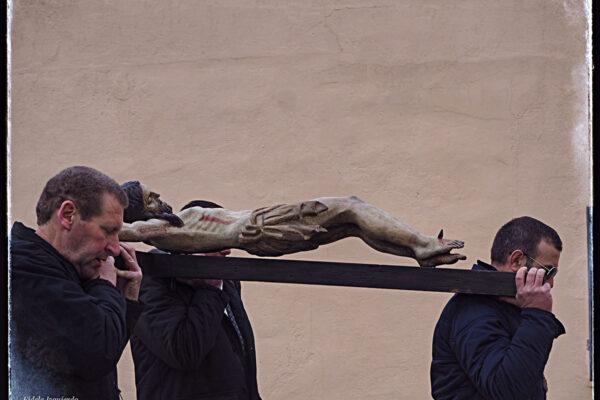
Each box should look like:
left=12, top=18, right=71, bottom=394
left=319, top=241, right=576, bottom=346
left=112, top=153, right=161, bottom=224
left=8, top=1, right=592, bottom=399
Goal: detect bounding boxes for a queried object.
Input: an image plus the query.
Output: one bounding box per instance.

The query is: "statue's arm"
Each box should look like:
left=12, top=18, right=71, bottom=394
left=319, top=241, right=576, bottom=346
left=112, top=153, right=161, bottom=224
left=119, top=219, right=171, bottom=242
left=119, top=207, right=244, bottom=254
left=142, top=211, right=184, bottom=227
left=125, top=209, right=183, bottom=227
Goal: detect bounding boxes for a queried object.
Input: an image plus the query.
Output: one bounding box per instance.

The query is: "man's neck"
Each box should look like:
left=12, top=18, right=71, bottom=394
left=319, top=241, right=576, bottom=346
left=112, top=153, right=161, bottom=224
left=35, top=223, right=81, bottom=275
left=490, top=261, right=510, bottom=273
left=35, top=224, right=56, bottom=246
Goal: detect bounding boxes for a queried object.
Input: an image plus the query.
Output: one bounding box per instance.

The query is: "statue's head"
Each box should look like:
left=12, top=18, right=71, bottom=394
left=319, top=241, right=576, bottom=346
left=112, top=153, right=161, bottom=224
left=121, top=180, right=174, bottom=222
left=140, top=183, right=173, bottom=214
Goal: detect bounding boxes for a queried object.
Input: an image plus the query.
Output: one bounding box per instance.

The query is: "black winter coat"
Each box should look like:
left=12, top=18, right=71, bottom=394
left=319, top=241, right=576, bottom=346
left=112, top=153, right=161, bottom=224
left=430, top=261, right=566, bottom=400
left=9, top=222, right=142, bottom=399
left=131, top=274, right=262, bottom=400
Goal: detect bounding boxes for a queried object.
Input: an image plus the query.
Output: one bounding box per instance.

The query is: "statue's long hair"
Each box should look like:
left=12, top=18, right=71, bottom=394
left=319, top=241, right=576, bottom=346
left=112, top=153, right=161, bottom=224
left=121, top=180, right=145, bottom=223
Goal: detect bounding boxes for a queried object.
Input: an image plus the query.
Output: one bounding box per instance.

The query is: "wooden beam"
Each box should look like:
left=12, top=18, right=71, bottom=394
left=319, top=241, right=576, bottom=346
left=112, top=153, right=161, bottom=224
left=123, top=252, right=517, bottom=297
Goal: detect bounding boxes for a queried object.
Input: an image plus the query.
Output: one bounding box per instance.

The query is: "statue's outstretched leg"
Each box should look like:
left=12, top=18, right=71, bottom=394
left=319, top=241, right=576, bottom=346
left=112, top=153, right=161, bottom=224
left=317, top=197, right=465, bottom=266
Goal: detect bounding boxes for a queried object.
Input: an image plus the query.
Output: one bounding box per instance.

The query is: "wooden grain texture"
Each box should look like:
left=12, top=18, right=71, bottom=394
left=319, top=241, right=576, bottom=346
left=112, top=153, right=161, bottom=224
left=125, top=252, right=517, bottom=296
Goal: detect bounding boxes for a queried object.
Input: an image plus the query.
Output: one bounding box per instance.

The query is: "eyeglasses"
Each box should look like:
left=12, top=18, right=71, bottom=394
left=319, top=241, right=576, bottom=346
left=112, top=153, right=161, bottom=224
left=522, top=252, right=557, bottom=282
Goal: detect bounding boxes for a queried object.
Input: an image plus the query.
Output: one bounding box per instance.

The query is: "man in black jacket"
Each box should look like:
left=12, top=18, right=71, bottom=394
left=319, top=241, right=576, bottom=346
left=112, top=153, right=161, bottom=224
left=9, top=166, right=144, bottom=399
left=430, top=216, right=565, bottom=399
left=131, top=200, right=262, bottom=400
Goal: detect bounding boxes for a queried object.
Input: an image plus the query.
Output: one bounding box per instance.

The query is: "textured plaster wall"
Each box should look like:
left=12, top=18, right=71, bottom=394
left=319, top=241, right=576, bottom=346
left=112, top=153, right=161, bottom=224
left=9, top=1, right=591, bottom=399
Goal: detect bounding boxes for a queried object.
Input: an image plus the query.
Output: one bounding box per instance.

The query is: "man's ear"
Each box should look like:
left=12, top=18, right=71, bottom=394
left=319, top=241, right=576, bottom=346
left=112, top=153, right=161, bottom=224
left=507, top=249, right=526, bottom=272
left=57, top=200, right=78, bottom=230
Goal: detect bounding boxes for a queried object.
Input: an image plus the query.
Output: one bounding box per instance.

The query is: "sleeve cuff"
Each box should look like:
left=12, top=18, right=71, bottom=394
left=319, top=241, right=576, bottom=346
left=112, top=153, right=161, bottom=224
left=82, top=276, right=119, bottom=293
left=522, top=308, right=566, bottom=337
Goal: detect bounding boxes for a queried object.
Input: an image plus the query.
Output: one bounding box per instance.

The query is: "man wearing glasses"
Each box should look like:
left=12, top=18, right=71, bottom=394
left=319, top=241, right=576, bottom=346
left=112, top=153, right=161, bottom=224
left=430, top=216, right=565, bottom=399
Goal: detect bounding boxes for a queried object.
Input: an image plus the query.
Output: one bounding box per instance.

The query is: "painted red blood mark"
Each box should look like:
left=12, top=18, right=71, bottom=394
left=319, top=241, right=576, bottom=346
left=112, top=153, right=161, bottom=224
left=199, top=215, right=235, bottom=225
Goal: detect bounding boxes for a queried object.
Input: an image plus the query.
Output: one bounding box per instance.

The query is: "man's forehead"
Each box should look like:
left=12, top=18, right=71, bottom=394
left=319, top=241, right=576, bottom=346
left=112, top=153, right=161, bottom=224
left=99, top=192, right=125, bottom=217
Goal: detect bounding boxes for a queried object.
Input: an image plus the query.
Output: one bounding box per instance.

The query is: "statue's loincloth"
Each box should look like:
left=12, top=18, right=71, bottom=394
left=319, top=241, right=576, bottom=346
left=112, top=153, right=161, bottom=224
left=238, top=200, right=329, bottom=256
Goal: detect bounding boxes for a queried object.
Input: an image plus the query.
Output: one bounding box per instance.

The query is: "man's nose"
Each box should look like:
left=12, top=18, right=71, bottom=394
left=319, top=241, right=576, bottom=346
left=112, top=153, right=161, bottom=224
left=106, top=234, right=120, bottom=256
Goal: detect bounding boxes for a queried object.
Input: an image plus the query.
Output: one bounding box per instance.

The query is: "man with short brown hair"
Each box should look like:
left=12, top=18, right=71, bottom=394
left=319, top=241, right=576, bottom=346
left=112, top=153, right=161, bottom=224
left=10, top=166, right=143, bottom=399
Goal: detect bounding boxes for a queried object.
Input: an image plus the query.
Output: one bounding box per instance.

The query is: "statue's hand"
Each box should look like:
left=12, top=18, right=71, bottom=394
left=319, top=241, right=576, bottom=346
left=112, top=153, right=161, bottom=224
left=137, top=211, right=184, bottom=227
left=154, top=212, right=184, bottom=227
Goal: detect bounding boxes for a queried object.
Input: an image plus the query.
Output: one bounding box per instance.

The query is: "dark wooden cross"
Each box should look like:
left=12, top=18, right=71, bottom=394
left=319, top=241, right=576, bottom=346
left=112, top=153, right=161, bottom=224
left=125, top=251, right=516, bottom=297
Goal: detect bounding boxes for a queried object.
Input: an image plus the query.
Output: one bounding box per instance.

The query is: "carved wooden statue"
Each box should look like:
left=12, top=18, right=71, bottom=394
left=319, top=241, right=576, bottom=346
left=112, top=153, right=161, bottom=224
left=118, top=181, right=466, bottom=267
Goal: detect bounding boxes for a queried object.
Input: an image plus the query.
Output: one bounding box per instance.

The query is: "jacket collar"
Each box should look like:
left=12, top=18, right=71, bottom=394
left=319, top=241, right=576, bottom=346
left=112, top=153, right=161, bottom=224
left=473, top=259, right=498, bottom=272
left=11, top=221, right=80, bottom=280
left=12, top=221, right=60, bottom=255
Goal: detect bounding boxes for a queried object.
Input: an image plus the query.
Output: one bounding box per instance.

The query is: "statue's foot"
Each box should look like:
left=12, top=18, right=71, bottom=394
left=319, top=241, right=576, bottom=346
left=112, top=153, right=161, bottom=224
left=412, top=230, right=466, bottom=267
left=413, top=229, right=464, bottom=260
left=436, top=229, right=464, bottom=249
left=417, top=252, right=467, bottom=268
left=437, top=236, right=465, bottom=251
